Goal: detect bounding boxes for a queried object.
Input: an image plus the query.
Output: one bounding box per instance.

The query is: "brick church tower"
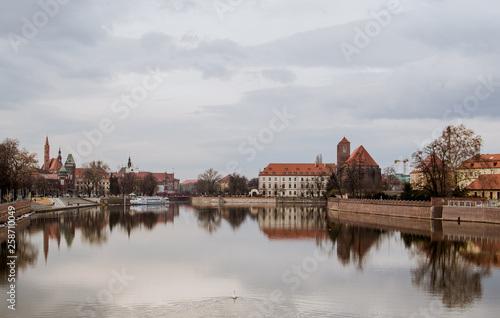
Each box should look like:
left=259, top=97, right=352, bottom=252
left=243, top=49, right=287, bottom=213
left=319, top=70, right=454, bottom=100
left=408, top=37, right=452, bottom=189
left=44, top=136, right=50, bottom=170
left=337, top=137, right=350, bottom=173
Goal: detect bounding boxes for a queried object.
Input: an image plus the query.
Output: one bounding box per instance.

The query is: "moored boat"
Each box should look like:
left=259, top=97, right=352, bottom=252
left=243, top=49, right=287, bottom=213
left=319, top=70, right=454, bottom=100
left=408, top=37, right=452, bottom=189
left=130, top=196, right=169, bottom=205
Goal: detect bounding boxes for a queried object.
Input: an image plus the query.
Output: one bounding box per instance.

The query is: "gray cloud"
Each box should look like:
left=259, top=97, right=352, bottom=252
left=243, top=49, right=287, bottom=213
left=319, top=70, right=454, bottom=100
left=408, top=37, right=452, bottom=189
left=1, top=0, right=499, bottom=180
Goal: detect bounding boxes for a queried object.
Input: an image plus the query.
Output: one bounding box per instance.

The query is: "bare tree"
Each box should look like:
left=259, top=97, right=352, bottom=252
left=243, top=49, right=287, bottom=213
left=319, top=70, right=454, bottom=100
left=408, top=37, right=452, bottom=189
left=121, top=173, right=138, bottom=195
left=412, top=124, right=482, bottom=197
left=383, top=166, right=399, bottom=190
left=0, top=138, right=38, bottom=200
left=33, top=175, right=47, bottom=197
left=81, top=161, right=109, bottom=197
left=140, top=173, right=158, bottom=196
left=248, top=178, right=259, bottom=190
left=227, top=173, right=248, bottom=196
left=325, top=165, right=343, bottom=197
left=315, top=154, right=323, bottom=165
left=196, top=168, right=222, bottom=195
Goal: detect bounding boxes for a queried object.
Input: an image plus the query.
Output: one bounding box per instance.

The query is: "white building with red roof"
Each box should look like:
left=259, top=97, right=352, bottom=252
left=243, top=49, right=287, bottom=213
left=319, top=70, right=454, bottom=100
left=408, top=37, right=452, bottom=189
left=259, top=163, right=335, bottom=197
left=258, top=137, right=381, bottom=197
left=457, top=154, right=500, bottom=189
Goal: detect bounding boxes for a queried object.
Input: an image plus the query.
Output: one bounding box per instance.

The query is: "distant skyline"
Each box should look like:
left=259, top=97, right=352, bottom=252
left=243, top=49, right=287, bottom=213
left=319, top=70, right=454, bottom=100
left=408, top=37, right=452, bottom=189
left=1, top=0, right=499, bottom=181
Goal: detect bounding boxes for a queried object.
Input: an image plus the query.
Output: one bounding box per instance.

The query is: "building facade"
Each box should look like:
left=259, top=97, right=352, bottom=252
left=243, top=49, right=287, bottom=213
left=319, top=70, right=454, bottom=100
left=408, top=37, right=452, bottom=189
left=466, top=174, right=500, bottom=199
left=258, top=163, right=334, bottom=197
left=457, top=154, right=500, bottom=189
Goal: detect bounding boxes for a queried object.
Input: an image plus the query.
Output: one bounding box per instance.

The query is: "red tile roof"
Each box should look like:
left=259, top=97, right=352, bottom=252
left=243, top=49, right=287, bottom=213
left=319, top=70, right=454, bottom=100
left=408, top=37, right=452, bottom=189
left=221, top=175, right=231, bottom=183
left=466, top=174, right=500, bottom=190
left=259, top=163, right=335, bottom=176
left=458, top=154, right=500, bottom=170
left=339, top=137, right=350, bottom=144
left=40, top=173, right=58, bottom=180
left=344, top=145, right=378, bottom=167
left=182, top=179, right=198, bottom=185
left=41, top=158, right=62, bottom=172
left=409, top=155, right=445, bottom=174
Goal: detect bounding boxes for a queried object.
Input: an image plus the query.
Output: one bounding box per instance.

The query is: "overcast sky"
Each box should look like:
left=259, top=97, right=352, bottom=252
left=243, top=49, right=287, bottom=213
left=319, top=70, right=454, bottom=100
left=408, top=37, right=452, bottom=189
left=1, top=0, right=499, bottom=181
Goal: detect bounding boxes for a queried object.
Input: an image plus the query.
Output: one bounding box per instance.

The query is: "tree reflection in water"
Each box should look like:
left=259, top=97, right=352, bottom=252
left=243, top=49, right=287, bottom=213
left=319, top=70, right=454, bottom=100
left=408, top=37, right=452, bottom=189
left=195, top=207, right=221, bottom=234
left=220, top=207, right=247, bottom=230
left=402, top=234, right=491, bottom=309
left=327, top=221, right=386, bottom=270
left=0, top=231, right=39, bottom=286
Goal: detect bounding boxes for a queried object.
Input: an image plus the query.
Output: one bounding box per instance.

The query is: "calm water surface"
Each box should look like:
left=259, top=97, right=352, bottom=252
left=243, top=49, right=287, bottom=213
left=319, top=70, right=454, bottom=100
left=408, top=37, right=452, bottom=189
left=1, top=204, right=500, bottom=317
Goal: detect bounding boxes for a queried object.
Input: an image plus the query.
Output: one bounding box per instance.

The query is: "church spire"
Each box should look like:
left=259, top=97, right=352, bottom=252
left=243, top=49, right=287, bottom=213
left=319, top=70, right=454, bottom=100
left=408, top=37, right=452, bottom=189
left=128, top=156, right=132, bottom=168
left=44, top=136, right=50, bottom=170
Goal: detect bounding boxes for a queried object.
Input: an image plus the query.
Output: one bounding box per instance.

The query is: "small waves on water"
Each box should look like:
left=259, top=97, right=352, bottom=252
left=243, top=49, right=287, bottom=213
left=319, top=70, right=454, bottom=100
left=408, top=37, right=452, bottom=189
left=89, top=295, right=350, bottom=318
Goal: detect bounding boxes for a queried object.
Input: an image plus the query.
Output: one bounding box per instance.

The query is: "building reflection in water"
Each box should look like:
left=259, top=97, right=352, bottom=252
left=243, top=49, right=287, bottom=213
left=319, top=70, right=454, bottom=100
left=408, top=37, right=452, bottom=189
left=258, top=206, right=329, bottom=245
left=0, top=204, right=181, bottom=281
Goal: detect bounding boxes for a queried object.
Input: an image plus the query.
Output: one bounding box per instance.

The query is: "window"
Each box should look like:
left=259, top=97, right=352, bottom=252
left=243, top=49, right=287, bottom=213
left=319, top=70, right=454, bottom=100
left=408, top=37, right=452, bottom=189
left=285, top=168, right=288, bottom=171
left=343, top=145, right=347, bottom=153
left=289, top=177, right=292, bottom=181
left=269, top=177, right=271, bottom=181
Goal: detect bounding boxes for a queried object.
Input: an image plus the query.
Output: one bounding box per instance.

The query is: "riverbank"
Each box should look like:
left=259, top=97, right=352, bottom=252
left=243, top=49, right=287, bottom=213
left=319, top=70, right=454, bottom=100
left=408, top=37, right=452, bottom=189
left=328, top=209, right=500, bottom=243
left=190, top=196, right=327, bottom=207
left=327, top=197, right=500, bottom=224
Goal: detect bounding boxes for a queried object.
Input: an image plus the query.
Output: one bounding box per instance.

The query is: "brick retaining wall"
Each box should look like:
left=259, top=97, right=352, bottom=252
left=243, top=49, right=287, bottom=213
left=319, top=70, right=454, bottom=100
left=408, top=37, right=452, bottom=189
left=327, top=197, right=500, bottom=224
left=327, top=198, right=431, bottom=219
left=0, top=201, right=32, bottom=223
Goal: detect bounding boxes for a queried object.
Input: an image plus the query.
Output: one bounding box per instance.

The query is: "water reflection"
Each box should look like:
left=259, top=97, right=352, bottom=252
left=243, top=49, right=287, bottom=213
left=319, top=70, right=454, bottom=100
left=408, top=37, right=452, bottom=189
left=327, top=222, right=386, bottom=269
left=194, top=207, right=222, bottom=234
left=402, top=235, right=491, bottom=309
left=0, top=205, right=499, bottom=317
left=258, top=206, right=328, bottom=244
left=0, top=232, right=38, bottom=286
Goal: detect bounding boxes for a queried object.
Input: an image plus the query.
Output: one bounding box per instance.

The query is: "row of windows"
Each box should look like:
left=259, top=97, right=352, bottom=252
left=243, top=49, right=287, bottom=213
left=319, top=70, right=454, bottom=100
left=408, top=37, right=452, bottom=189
left=473, top=191, right=500, bottom=200
left=264, top=171, right=327, bottom=176
left=262, top=177, right=326, bottom=182
left=262, top=184, right=322, bottom=189
left=264, top=190, right=326, bottom=196
left=460, top=170, right=497, bottom=178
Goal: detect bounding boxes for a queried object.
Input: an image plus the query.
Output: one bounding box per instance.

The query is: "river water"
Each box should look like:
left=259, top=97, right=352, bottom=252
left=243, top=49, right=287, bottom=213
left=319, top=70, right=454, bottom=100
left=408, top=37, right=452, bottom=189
left=1, top=204, right=500, bottom=317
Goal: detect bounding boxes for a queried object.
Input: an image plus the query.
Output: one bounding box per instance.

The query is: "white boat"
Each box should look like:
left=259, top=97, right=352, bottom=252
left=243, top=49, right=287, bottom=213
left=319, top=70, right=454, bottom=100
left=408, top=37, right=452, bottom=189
left=130, top=196, right=169, bottom=205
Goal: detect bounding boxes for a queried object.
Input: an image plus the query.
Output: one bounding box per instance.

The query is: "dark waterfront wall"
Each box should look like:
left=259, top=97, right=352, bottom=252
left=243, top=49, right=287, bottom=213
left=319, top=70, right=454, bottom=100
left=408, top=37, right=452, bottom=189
left=328, top=210, right=500, bottom=243
left=327, top=198, right=431, bottom=219
left=327, top=197, right=500, bottom=224
left=0, top=200, right=31, bottom=223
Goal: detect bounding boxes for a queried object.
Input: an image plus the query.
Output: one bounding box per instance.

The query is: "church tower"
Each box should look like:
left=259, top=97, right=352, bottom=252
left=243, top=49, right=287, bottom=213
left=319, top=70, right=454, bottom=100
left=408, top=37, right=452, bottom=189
left=44, top=136, right=50, bottom=170
left=337, top=137, right=351, bottom=173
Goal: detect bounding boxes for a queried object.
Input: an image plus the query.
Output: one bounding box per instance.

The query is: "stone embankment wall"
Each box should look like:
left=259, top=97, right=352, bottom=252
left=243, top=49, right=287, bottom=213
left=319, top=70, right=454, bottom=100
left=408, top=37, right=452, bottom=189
left=327, top=197, right=500, bottom=224
left=327, top=198, right=431, bottom=219
left=191, top=197, right=276, bottom=207
left=0, top=201, right=32, bottom=223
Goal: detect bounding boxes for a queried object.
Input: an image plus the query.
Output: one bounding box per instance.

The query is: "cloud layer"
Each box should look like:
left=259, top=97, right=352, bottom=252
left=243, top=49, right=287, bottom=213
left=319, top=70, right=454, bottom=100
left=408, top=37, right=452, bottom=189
left=1, top=0, right=499, bottom=180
